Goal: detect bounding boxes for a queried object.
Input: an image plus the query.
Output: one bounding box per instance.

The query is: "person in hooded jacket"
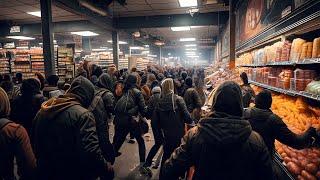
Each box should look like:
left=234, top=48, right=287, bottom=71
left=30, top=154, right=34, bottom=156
left=183, top=77, right=202, bottom=122
left=244, top=90, right=316, bottom=178
left=154, top=78, right=194, bottom=178
left=0, top=75, right=20, bottom=102
left=42, top=75, right=61, bottom=98
left=240, top=72, right=255, bottom=108
left=0, top=87, right=36, bottom=180
left=32, top=76, right=112, bottom=180
left=161, top=81, right=274, bottom=180
left=10, top=78, right=46, bottom=135
left=113, top=74, right=148, bottom=163
left=90, top=73, right=116, bottom=166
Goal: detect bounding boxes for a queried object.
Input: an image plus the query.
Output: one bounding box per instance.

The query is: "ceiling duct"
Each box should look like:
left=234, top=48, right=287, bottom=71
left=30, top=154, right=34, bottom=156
left=78, top=0, right=112, bottom=16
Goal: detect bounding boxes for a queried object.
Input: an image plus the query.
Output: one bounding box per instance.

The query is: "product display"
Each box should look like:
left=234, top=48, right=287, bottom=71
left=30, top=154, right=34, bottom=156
left=57, top=47, right=74, bottom=81
left=0, top=51, right=10, bottom=74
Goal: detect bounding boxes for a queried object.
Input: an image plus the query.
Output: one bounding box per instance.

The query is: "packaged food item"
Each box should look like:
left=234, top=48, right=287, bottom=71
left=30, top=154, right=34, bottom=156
left=300, top=42, right=313, bottom=60
left=312, top=37, right=320, bottom=58
left=290, top=38, right=306, bottom=62
left=305, top=81, right=320, bottom=95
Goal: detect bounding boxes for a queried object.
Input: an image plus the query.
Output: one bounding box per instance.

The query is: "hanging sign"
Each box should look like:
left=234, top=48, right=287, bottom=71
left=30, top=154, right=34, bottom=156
left=10, top=26, right=21, bottom=33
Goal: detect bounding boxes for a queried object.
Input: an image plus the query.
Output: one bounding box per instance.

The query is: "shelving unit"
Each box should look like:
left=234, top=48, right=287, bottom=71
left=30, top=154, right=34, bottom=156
left=238, top=58, right=320, bottom=67
left=118, top=58, right=128, bottom=69
left=13, top=50, right=33, bottom=79
left=57, top=47, right=75, bottom=81
left=30, top=54, right=45, bottom=74
left=0, top=51, right=10, bottom=74
left=249, top=80, right=320, bottom=101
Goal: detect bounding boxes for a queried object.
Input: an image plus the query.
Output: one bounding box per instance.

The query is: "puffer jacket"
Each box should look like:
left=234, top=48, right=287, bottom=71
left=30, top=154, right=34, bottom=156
left=32, top=77, right=107, bottom=180
left=114, top=87, right=147, bottom=126
left=244, top=107, right=315, bottom=156
left=162, top=81, right=274, bottom=180
left=183, top=87, right=202, bottom=112
left=154, top=93, right=193, bottom=142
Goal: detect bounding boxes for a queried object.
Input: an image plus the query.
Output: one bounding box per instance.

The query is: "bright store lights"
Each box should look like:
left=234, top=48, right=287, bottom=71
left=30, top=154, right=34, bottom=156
left=130, top=46, right=143, bottom=50
left=92, top=48, right=108, bottom=52
left=185, top=44, right=197, bottom=47
left=171, top=26, right=190, bottom=31
left=180, top=38, right=196, bottom=42
left=71, top=31, right=99, bottom=36
left=186, top=52, right=196, bottom=55
left=186, top=48, right=197, bottom=51
left=187, top=55, right=199, bottom=58
left=6, top=36, right=35, bottom=40
left=178, top=0, right=197, bottom=7
left=107, top=40, right=128, bottom=44
left=27, top=11, right=41, bottom=17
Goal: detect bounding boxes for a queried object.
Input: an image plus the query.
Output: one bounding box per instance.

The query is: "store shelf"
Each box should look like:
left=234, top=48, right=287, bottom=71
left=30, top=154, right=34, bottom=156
left=249, top=80, right=320, bottom=101
left=237, top=58, right=320, bottom=67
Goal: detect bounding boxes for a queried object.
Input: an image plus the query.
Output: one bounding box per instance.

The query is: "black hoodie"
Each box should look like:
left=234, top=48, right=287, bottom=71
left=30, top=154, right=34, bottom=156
left=32, top=76, right=107, bottom=180
left=162, top=81, right=274, bottom=180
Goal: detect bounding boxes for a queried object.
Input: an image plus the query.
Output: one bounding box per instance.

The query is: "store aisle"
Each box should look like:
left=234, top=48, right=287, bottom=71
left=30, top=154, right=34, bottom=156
left=110, top=124, right=161, bottom=180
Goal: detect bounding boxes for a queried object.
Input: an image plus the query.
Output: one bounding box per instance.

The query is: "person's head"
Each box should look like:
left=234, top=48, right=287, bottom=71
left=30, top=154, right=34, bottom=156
left=15, top=73, right=23, bottom=83
left=97, top=73, right=113, bottom=91
left=108, top=66, right=117, bottom=76
left=34, top=72, right=45, bottom=90
left=67, top=76, right=95, bottom=108
left=131, top=72, right=141, bottom=87
left=0, top=87, right=10, bottom=118
left=147, top=73, right=156, bottom=84
left=131, top=67, right=137, bottom=73
left=92, top=65, right=103, bottom=78
left=240, top=72, right=249, bottom=85
left=181, top=71, right=188, bottom=80
left=21, top=78, right=41, bottom=97
left=124, top=74, right=138, bottom=91
left=255, top=90, right=272, bottom=110
left=47, top=75, right=59, bottom=86
left=151, top=86, right=161, bottom=95
left=211, top=81, right=243, bottom=117
left=3, top=74, right=12, bottom=82
left=157, top=73, right=164, bottom=82
left=185, top=77, right=193, bottom=87
left=0, top=81, right=14, bottom=93
left=150, top=80, right=159, bottom=90
left=161, top=78, right=174, bottom=96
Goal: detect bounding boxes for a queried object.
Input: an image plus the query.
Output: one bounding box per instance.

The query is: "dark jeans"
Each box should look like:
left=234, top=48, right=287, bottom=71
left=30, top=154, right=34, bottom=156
left=159, top=137, right=182, bottom=180
left=113, top=124, right=146, bottom=162
left=144, top=124, right=164, bottom=167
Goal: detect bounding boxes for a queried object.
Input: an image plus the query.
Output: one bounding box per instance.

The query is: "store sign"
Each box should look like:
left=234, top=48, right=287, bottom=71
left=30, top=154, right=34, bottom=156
left=10, top=26, right=21, bottom=33
left=3, top=42, right=15, bottom=49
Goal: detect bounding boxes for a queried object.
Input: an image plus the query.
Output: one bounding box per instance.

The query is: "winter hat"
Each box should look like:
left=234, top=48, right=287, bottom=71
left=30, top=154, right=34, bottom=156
left=124, top=74, right=137, bottom=91
left=255, top=90, right=272, bottom=110
left=152, top=86, right=161, bottom=94
left=67, top=76, right=95, bottom=108
left=161, top=78, right=174, bottom=95
left=98, top=73, right=114, bottom=91
left=21, top=78, right=41, bottom=96
left=0, top=87, right=10, bottom=118
left=212, top=81, right=243, bottom=117
left=157, top=73, right=164, bottom=81
left=185, top=77, right=193, bottom=87
left=181, top=71, right=188, bottom=80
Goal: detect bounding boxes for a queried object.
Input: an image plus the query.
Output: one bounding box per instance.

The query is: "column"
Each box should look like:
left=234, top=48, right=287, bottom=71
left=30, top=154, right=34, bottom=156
left=112, top=30, right=119, bottom=69
left=40, top=0, right=56, bottom=77
left=229, top=0, right=236, bottom=69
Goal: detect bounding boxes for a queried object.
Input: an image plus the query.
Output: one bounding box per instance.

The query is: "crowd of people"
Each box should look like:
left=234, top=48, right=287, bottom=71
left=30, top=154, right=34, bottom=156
left=0, top=62, right=318, bottom=180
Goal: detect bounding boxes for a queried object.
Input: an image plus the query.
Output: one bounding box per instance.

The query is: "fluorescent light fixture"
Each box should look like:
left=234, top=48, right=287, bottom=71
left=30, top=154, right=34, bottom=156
left=185, top=44, right=197, bottom=47
left=71, top=31, right=99, bottom=36
left=171, top=26, right=190, bottom=31
left=178, top=0, right=197, bottom=7
left=180, top=38, right=196, bottom=42
left=190, top=26, right=203, bottom=28
left=186, top=48, right=197, bottom=51
left=148, top=54, right=157, bottom=57
left=27, top=11, right=41, bottom=17
left=92, top=48, right=107, bottom=52
left=187, top=55, right=199, bottom=58
left=144, top=45, right=149, bottom=47
left=107, top=40, right=128, bottom=44
left=186, top=52, right=196, bottom=55
left=130, top=46, right=143, bottom=50
left=6, top=36, right=35, bottom=40
left=16, top=46, right=29, bottom=49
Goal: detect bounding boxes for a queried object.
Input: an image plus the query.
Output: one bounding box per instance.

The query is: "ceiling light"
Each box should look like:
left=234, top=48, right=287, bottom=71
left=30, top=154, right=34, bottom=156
left=92, top=48, right=107, bottom=52
left=180, top=38, right=196, bottom=42
left=107, top=40, right=128, bottom=44
left=130, top=46, right=143, bottom=50
left=178, top=0, right=197, bottom=7
left=186, top=52, right=196, bottom=55
left=185, top=44, right=197, bottom=47
left=186, top=48, right=197, bottom=51
left=6, top=36, right=35, bottom=40
left=27, top=11, right=41, bottom=17
left=171, top=26, right=190, bottom=31
left=190, top=26, right=203, bottom=28
left=187, top=55, right=199, bottom=58
left=71, top=31, right=99, bottom=36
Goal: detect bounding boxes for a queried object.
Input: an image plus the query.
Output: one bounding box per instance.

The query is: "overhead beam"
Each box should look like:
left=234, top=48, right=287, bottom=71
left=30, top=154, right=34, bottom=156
left=113, top=12, right=229, bottom=29
left=53, top=0, right=113, bottom=30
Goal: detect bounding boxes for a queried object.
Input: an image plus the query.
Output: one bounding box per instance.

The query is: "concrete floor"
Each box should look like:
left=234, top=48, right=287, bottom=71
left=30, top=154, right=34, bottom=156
left=110, top=124, right=161, bottom=180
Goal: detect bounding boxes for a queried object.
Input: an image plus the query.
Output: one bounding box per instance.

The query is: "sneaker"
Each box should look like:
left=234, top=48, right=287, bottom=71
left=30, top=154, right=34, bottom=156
left=127, top=139, right=136, bottom=144
left=140, top=166, right=153, bottom=177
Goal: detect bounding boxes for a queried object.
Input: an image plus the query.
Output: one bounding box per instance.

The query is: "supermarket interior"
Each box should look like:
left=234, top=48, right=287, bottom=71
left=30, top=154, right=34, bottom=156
left=0, top=0, right=320, bottom=180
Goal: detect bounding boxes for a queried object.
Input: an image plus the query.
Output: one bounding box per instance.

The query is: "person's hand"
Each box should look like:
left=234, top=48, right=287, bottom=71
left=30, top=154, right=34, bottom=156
left=106, top=162, right=114, bottom=172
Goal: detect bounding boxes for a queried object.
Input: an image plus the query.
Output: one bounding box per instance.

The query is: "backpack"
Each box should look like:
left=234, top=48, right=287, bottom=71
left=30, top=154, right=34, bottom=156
left=0, top=118, right=12, bottom=130
left=89, top=89, right=110, bottom=123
